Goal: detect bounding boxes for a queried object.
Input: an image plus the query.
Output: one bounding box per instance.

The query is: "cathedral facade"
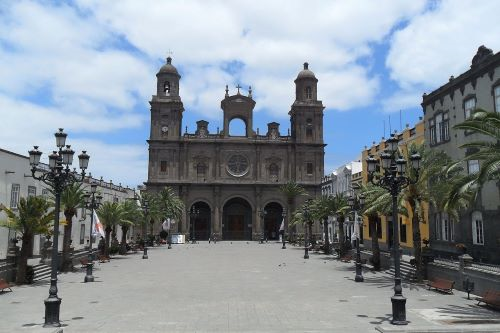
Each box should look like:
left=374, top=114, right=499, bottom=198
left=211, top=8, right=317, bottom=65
left=146, top=57, right=325, bottom=241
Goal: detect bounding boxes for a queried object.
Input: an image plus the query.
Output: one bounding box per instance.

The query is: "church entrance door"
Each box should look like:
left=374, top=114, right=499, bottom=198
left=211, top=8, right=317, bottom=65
left=223, top=198, right=252, bottom=240
left=263, top=202, right=284, bottom=241
left=190, top=202, right=211, bottom=241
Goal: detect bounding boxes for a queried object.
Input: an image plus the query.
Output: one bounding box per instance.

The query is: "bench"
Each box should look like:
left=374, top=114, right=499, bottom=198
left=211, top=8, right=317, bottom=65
left=79, top=258, right=90, bottom=268
left=340, top=254, right=353, bottom=263
left=426, top=278, right=454, bottom=294
left=0, top=278, right=12, bottom=293
left=98, top=255, right=110, bottom=263
left=476, top=290, right=500, bottom=309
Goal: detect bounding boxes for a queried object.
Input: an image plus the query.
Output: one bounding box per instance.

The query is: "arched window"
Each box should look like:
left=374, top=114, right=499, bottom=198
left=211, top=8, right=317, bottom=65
left=306, top=118, right=313, bottom=138
left=228, top=118, right=246, bottom=136
left=305, top=86, right=312, bottom=99
left=164, top=81, right=171, bottom=95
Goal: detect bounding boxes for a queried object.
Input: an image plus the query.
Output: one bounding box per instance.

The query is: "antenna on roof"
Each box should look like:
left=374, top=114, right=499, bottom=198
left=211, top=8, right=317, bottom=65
left=399, top=110, right=402, bottom=132
left=389, top=115, right=392, bottom=134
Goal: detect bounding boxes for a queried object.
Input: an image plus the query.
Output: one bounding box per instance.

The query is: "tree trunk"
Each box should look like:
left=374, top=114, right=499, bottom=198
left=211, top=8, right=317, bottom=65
left=411, top=200, right=423, bottom=282
left=369, top=214, right=381, bottom=271
left=323, top=217, right=330, bottom=254
left=16, top=232, right=31, bottom=284
left=120, top=225, right=129, bottom=255
left=105, top=227, right=112, bottom=257
left=288, top=199, right=296, bottom=242
left=338, top=216, right=345, bottom=257
left=61, top=211, right=74, bottom=272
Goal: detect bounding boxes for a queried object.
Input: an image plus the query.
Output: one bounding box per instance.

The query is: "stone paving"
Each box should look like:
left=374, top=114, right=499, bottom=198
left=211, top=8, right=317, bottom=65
left=1, top=241, right=500, bottom=333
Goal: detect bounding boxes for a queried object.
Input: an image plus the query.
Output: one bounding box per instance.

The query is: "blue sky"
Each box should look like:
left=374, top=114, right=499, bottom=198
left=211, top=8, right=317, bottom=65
left=1, top=0, right=499, bottom=188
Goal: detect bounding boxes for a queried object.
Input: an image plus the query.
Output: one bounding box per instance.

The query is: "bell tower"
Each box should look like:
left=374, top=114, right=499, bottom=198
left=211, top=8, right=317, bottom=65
left=150, top=56, right=184, bottom=140
left=290, top=62, right=324, bottom=144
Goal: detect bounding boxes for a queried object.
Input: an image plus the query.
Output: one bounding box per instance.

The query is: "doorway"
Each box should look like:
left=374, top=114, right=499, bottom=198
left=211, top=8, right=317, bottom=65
left=222, top=198, right=252, bottom=240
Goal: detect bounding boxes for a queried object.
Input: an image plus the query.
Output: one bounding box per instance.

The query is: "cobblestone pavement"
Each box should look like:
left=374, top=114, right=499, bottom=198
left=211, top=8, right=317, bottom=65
left=1, top=241, right=500, bottom=333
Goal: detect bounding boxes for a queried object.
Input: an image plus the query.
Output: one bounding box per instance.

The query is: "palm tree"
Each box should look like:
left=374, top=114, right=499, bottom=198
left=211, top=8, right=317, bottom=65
left=310, top=196, right=332, bottom=254
left=157, top=187, right=184, bottom=236
left=119, top=200, right=141, bottom=254
left=58, top=183, right=85, bottom=271
left=1, top=196, right=54, bottom=284
left=279, top=181, right=307, bottom=240
left=360, top=184, right=391, bottom=271
left=97, top=202, right=124, bottom=256
left=326, top=194, right=350, bottom=257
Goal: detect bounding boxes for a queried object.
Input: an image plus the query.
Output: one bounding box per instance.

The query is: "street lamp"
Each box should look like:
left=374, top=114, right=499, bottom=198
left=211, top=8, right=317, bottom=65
left=83, top=183, right=102, bottom=283
left=302, top=200, right=312, bottom=259
left=281, top=211, right=287, bottom=249
left=142, top=200, right=149, bottom=259
left=28, top=128, right=90, bottom=327
left=259, top=209, right=267, bottom=244
left=189, top=205, right=199, bottom=244
left=348, top=192, right=365, bottom=282
left=366, top=133, right=421, bottom=325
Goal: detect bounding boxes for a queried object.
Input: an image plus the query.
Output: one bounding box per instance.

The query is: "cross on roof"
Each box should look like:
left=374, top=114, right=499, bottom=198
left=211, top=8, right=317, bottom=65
left=236, top=84, right=241, bottom=94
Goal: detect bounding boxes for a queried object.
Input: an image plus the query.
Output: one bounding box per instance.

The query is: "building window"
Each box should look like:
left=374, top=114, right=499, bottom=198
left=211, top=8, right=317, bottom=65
left=28, top=186, right=37, bottom=197
left=429, top=119, right=436, bottom=145
left=81, top=206, right=86, bottom=219
left=42, top=188, right=49, bottom=198
left=464, top=98, right=475, bottom=120
left=10, top=184, right=20, bottom=209
left=305, top=86, right=312, bottom=99
left=435, top=113, right=443, bottom=144
left=306, top=118, right=313, bottom=139
left=269, top=163, right=279, bottom=177
left=467, top=160, right=479, bottom=174
left=160, top=160, right=167, bottom=173
left=441, top=112, right=449, bottom=141
left=80, top=224, right=85, bottom=245
left=306, top=162, right=313, bottom=175
left=435, top=213, right=442, bottom=240
left=450, top=220, right=455, bottom=242
left=472, top=211, right=484, bottom=245
left=495, top=85, right=500, bottom=112
left=399, top=217, right=407, bottom=243
left=197, top=163, right=206, bottom=178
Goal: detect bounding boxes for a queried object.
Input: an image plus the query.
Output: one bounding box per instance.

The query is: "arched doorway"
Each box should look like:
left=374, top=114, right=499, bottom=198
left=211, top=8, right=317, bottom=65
left=190, top=202, right=211, bottom=241
left=263, top=202, right=284, bottom=241
left=223, top=198, right=252, bottom=240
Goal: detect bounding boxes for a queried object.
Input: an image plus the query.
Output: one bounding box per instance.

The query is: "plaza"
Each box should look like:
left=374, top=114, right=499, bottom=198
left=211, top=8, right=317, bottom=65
left=1, top=242, right=500, bottom=333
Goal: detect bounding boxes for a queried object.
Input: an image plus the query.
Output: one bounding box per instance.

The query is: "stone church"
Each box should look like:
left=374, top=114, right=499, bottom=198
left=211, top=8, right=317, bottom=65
left=146, top=57, right=325, bottom=241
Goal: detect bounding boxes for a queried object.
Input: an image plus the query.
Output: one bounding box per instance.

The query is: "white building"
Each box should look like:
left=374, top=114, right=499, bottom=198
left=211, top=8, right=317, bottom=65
left=0, top=147, right=136, bottom=260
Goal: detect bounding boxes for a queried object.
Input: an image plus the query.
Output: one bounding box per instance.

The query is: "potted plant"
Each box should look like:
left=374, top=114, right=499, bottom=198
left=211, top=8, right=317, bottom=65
left=455, top=243, right=467, bottom=254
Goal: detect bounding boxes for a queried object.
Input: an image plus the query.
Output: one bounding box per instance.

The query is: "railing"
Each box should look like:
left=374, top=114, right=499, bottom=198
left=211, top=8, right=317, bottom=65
left=433, top=258, right=460, bottom=269
left=469, top=263, right=500, bottom=275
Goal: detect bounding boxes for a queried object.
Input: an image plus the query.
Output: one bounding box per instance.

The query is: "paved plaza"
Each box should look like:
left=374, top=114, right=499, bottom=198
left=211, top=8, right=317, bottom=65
left=1, top=242, right=500, bottom=333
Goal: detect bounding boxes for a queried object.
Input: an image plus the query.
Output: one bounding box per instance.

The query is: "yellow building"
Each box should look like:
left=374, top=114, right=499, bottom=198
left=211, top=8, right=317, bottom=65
left=360, top=119, right=428, bottom=253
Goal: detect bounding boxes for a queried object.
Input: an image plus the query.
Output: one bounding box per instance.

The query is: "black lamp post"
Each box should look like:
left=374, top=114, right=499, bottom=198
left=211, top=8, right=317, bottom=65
left=348, top=192, right=365, bottom=282
left=302, top=200, right=311, bottom=259
left=28, top=128, right=90, bottom=327
left=366, top=134, right=421, bottom=325
left=83, top=184, right=102, bottom=283
left=142, top=200, right=149, bottom=259
left=259, top=209, right=267, bottom=244
left=189, top=205, right=199, bottom=244
left=281, top=211, right=287, bottom=249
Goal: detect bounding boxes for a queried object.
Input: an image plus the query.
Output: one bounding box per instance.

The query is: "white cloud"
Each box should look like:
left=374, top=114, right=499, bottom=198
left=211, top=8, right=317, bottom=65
left=385, top=0, right=500, bottom=109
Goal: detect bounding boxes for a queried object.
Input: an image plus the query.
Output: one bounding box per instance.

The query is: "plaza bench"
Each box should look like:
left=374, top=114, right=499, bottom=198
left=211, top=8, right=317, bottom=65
left=340, top=254, right=353, bottom=263
left=98, top=255, right=110, bottom=263
left=79, top=258, right=90, bottom=268
left=476, top=290, right=500, bottom=309
left=0, top=278, right=12, bottom=293
left=426, top=278, right=454, bottom=294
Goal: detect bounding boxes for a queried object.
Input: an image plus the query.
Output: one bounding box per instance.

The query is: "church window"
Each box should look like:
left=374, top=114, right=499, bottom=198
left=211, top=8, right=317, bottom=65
left=160, top=160, right=167, bottom=173
left=164, top=81, right=170, bottom=95
left=227, top=154, right=249, bottom=177
left=305, top=86, right=312, bottom=99
left=306, top=162, right=313, bottom=175
left=306, top=118, right=313, bottom=138
left=197, top=163, right=206, bottom=177
left=269, top=163, right=279, bottom=177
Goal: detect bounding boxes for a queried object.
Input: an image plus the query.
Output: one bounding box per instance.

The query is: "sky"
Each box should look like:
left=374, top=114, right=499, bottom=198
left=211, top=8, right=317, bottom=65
left=1, top=0, right=499, bottom=189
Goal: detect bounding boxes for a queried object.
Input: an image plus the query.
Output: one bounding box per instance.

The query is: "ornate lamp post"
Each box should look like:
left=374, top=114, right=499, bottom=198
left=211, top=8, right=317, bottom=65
left=259, top=209, right=267, bottom=244
left=189, top=205, right=199, bottom=244
left=347, top=192, right=365, bottom=282
left=366, top=134, right=421, bottom=325
left=28, top=128, right=90, bottom=328
left=302, top=201, right=311, bottom=259
left=83, top=184, right=102, bottom=283
left=141, top=200, right=149, bottom=259
left=281, top=211, right=287, bottom=249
